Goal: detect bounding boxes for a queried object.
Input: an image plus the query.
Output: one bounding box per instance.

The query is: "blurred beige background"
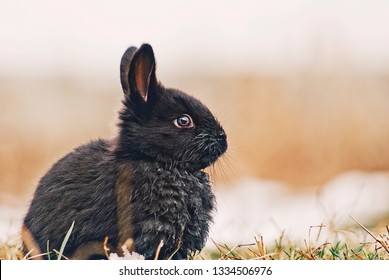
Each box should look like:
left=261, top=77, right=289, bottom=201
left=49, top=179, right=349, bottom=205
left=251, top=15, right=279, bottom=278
left=1, top=0, right=389, bottom=244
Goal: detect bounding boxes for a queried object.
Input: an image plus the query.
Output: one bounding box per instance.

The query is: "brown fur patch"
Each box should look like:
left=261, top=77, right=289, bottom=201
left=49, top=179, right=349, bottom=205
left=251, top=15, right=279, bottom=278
left=115, top=162, right=134, bottom=254
left=21, top=224, right=43, bottom=260
left=71, top=241, right=114, bottom=260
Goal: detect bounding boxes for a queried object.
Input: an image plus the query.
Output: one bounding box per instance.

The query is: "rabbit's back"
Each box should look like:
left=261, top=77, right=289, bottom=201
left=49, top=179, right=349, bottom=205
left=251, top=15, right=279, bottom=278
left=23, top=139, right=119, bottom=258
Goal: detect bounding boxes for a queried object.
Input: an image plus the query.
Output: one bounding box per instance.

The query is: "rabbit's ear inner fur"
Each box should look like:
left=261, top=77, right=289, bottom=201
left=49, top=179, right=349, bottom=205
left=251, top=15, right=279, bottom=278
left=125, top=44, right=156, bottom=103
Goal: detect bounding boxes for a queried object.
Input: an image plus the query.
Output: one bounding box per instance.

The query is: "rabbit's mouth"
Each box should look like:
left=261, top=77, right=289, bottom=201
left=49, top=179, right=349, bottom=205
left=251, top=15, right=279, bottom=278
left=172, top=131, right=227, bottom=171
left=197, top=133, right=228, bottom=170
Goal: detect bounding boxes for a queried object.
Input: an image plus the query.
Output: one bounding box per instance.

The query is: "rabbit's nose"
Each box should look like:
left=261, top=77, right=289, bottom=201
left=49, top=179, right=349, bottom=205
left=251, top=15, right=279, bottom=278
left=216, top=131, right=227, bottom=151
left=217, top=131, right=227, bottom=142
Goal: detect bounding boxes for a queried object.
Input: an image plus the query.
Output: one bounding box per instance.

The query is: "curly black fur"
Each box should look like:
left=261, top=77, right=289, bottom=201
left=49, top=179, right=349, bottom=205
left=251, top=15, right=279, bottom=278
left=22, top=44, right=227, bottom=260
left=129, top=162, right=215, bottom=259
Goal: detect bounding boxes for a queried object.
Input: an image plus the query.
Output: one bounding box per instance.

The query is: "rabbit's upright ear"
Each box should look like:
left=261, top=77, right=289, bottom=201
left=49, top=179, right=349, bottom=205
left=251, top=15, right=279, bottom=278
left=121, top=44, right=157, bottom=103
left=120, top=46, right=138, bottom=96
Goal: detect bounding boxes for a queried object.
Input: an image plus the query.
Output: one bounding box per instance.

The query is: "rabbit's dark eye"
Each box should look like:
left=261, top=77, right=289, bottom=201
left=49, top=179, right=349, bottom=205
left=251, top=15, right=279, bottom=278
left=174, top=114, right=194, bottom=128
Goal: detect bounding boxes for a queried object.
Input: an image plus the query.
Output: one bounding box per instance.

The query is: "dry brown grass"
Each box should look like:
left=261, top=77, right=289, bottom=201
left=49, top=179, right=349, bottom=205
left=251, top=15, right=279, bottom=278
left=197, top=222, right=389, bottom=260
left=2, top=71, right=389, bottom=197
left=2, top=219, right=388, bottom=260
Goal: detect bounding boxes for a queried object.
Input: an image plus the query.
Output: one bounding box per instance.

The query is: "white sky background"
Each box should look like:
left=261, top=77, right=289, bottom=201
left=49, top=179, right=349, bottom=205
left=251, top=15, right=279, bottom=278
left=1, top=0, right=389, bottom=79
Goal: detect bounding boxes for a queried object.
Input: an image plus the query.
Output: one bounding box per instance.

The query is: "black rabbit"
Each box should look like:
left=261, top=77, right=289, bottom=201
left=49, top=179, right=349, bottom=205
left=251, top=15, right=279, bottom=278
left=22, top=44, right=227, bottom=260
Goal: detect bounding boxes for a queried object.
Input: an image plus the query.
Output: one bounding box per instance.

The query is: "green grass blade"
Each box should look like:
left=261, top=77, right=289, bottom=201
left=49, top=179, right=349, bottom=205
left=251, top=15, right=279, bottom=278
left=46, top=240, right=51, bottom=260
left=57, top=221, right=75, bottom=260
